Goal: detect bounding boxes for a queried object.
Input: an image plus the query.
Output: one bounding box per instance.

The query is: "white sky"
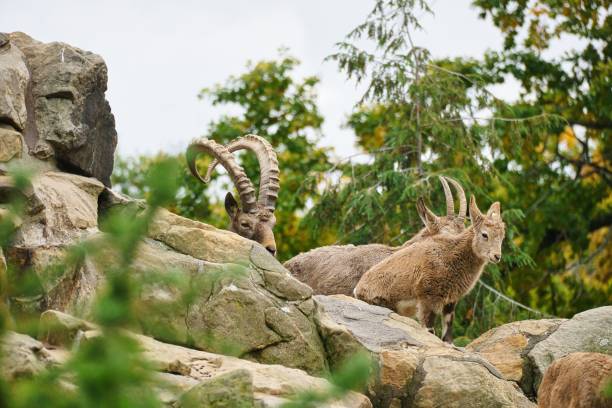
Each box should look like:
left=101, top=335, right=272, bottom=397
left=2, top=0, right=516, bottom=159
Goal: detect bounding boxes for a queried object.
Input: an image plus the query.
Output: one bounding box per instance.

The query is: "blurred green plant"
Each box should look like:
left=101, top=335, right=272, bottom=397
left=280, top=352, right=372, bottom=408
left=1, top=160, right=370, bottom=407
left=1, top=160, right=183, bottom=407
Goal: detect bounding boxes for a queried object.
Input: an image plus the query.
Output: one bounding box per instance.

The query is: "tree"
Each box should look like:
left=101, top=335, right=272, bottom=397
left=306, top=0, right=610, bottom=341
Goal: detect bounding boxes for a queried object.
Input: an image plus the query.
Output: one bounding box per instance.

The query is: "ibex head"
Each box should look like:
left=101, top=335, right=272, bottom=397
left=187, top=135, right=280, bottom=256
left=415, top=176, right=467, bottom=237
left=469, top=195, right=505, bottom=263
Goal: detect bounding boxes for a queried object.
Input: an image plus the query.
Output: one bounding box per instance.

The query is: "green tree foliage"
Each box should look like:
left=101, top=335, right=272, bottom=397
left=309, top=0, right=610, bottom=341
left=113, top=55, right=332, bottom=260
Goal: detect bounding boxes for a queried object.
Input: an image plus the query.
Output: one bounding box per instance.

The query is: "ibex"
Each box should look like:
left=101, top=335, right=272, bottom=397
left=284, top=176, right=467, bottom=296
left=537, top=352, right=612, bottom=408
left=354, top=195, right=505, bottom=343
left=187, top=134, right=280, bottom=256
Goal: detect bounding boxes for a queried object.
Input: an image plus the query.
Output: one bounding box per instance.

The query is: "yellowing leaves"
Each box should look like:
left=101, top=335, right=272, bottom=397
left=559, top=127, right=577, bottom=149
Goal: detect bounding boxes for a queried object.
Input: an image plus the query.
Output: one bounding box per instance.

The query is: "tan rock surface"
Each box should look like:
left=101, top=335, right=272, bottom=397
left=315, top=295, right=535, bottom=408
left=466, top=319, right=564, bottom=384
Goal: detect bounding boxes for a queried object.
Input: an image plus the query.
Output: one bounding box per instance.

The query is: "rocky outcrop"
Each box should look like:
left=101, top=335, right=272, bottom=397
left=30, top=310, right=372, bottom=408
left=5, top=170, right=328, bottom=375
left=314, top=295, right=535, bottom=408
left=0, top=32, right=116, bottom=186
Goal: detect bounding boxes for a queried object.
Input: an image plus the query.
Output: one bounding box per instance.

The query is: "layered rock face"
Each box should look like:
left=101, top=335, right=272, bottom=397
left=0, top=32, right=116, bottom=186
left=1, top=310, right=370, bottom=408
left=5, top=170, right=328, bottom=375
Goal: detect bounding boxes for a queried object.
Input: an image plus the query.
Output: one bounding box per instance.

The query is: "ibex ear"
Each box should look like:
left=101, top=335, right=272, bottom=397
left=417, top=197, right=439, bottom=232
left=224, top=192, right=239, bottom=218
left=486, top=202, right=501, bottom=220
left=469, top=195, right=484, bottom=227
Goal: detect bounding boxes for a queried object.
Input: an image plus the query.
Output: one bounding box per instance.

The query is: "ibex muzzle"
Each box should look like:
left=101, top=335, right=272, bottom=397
left=187, top=134, right=280, bottom=257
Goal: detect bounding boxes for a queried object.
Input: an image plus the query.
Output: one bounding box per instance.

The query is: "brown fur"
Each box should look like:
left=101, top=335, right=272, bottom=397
left=284, top=177, right=467, bottom=295
left=285, top=221, right=461, bottom=296
left=537, top=352, right=612, bottom=408
left=354, top=196, right=505, bottom=341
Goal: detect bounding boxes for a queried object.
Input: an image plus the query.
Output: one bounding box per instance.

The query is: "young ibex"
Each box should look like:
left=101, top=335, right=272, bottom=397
left=537, top=352, right=612, bottom=408
left=284, top=176, right=467, bottom=295
left=187, top=134, right=280, bottom=256
left=354, top=195, right=505, bottom=342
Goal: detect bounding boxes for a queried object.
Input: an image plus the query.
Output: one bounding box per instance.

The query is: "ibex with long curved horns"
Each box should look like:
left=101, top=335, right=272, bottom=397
left=284, top=176, right=468, bottom=295
left=187, top=134, right=280, bottom=256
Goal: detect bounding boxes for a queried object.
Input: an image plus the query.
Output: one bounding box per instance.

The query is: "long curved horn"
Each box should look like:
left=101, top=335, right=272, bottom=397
left=186, top=138, right=257, bottom=212
left=205, top=135, right=280, bottom=212
left=443, top=176, right=467, bottom=220
left=438, top=176, right=454, bottom=216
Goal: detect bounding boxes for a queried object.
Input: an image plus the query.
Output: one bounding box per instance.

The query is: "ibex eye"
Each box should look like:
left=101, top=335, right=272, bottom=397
left=481, top=232, right=488, bottom=240
left=241, top=222, right=251, bottom=229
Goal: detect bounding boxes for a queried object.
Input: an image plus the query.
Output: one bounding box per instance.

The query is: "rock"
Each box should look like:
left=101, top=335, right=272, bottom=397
left=179, top=369, right=255, bottom=408
left=13, top=171, right=104, bottom=247
left=0, top=35, right=29, bottom=132
left=466, top=319, right=564, bottom=393
left=148, top=208, right=253, bottom=265
left=39, top=309, right=97, bottom=346
left=8, top=175, right=327, bottom=375
left=413, top=353, right=535, bottom=408
left=0, top=331, right=60, bottom=380
left=315, top=295, right=535, bottom=408
left=8, top=32, right=117, bottom=186
left=527, top=306, right=612, bottom=393
left=0, top=126, right=23, bottom=162
left=80, top=328, right=371, bottom=408
left=537, top=352, right=612, bottom=408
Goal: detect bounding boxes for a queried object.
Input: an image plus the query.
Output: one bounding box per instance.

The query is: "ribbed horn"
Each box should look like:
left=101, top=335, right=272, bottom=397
left=443, top=176, right=467, bottom=220
left=439, top=176, right=454, bottom=216
left=205, top=134, right=280, bottom=212
left=186, top=138, right=257, bottom=213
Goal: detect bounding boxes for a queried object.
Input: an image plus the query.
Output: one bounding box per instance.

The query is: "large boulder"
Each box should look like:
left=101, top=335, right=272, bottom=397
left=466, top=318, right=565, bottom=394
left=315, top=295, right=535, bottom=408
left=0, top=32, right=117, bottom=186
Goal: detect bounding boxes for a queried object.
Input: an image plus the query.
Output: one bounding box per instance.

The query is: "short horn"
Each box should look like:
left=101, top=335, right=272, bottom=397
left=186, top=138, right=257, bottom=212
left=206, top=135, right=279, bottom=212
left=416, top=197, right=439, bottom=229
left=439, top=176, right=454, bottom=216
left=444, top=176, right=467, bottom=220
